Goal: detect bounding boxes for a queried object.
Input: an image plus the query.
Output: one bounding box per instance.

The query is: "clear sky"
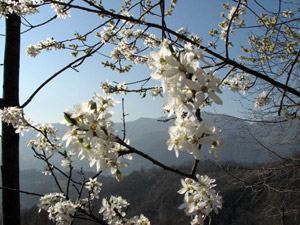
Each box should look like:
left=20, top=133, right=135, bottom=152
left=0, top=0, right=255, bottom=124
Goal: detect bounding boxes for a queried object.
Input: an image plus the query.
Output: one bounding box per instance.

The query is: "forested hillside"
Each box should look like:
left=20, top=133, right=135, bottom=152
left=18, top=152, right=300, bottom=225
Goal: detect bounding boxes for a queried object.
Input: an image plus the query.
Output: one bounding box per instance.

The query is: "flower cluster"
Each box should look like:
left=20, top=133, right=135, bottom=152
left=125, top=214, right=151, bottom=225
left=99, top=80, right=130, bottom=95
left=150, top=85, right=163, bottom=98
left=62, top=92, right=131, bottom=180
left=51, top=0, right=70, bottom=19
left=254, top=91, right=271, bottom=108
left=28, top=123, right=63, bottom=154
left=219, top=4, right=246, bottom=40
left=222, top=73, right=251, bottom=94
left=99, top=26, right=160, bottom=66
left=167, top=116, right=225, bottom=159
left=148, top=41, right=222, bottom=114
left=85, top=178, right=102, bottom=200
left=38, top=193, right=80, bottom=225
left=99, top=196, right=129, bottom=224
left=0, top=0, right=70, bottom=17
left=0, top=0, right=41, bottom=16
left=227, top=5, right=246, bottom=22
left=99, top=195, right=151, bottom=225
left=178, top=174, right=222, bottom=225
left=26, top=37, right=65, bottom=57
left=176, top=27, right=203, bottom=44
left=148, top=41, right=224, bottom=159
left=0, top=106, right=30, bottom=135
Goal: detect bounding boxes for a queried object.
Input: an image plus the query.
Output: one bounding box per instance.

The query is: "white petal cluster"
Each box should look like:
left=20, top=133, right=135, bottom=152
left=99, top=80, right=114, bottom=94
left=148, top=41, right=224, bottom=159
left=116, top=82, right=128, bottom=94
left=0, top=0, right=70, bottom=17
left=109, top=38, right=147, bottom=65
left=26, top=37, right=64, bottom=57
left=51, top=0, right=70, bottom=19
left=28, top=123, right=63, bottom=154
left=254, top=91, right=271, bottom=108
left=99, top=196, right=129, bottom=224
left=124, top=214, right=151, bottom=225
left=150, top=85, right=163, bottom=98
left=167, top=116, right=224, bottom=159
left=62, top=93, right=131, bottom=180
left=99, top=26, right=117, bottom=44
left=99, top=195, right=151, bottom=225
left=144, top=33, right=160, bottom=48
left=148, top=41, right=222, bottom=113
left=38, top=193, right=80, bottom=225
left=219, top=5, right=246, bottom=40
left=178, top=174, right=222, bottom=225
left=85, top=178, right=102, bottom=200
left=0, top=106, right=30, bottom=135
left=228, top=5, right=246, bottom=22
left=222, top=73, right=251, bottom=94
left=0, top=0, right=41, bottom=16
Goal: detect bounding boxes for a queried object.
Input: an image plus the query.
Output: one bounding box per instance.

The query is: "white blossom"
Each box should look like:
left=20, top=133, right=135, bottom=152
left=26, top=38, right=64, bottom=57
left=62, top=92, right=130, bottom=181
left=254, top=91, right=271, bottom=108
left=0, top=106, right=30, bottom=135
left=51, top=0, right=70, bottom=18
left=178, top=174, right=222, bottom=225
left=85, top=178, right=102, bottom=200
left=99, top=196, right=129, bottom=224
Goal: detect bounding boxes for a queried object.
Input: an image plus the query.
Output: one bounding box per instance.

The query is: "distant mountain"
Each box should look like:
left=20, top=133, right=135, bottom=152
left=16, top=112, right=300, bottom=173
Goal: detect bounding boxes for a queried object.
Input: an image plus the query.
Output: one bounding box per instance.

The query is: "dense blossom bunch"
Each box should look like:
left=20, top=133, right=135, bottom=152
left=26, top=37, right=65, bottom=57
left=38, top=192, right=80, bottom=225
left=222, top=73, right=251, bottom=94
left=167, top=115, right=224, bottom=159
left=85, top=177, right=102, bottom=200
left=227, top=5, right=246, bottom=22
left=148, top=41, right=222, bottom=114
left=99, top=27, right=152, bottom=65
left=150, top=85, right=163, bottom=98
left=178, top=174, right=222, bottom=225
left=125, top=214, right=151, bottom=225
left=99, top=195, right=129, bottom=224
left=147, top=41, right=224, bottom=223
left=99, top=80, right=130, bottom=95
left=219, top=4, right=246, bottom=40
left=148, top=41, right=224, bottom=159
left=62, top=92, right=131, bottom=181
left=0, top=0, right=70, bottom=17
left=28, top=123, right=63, bottom=154
left=0, top=0, right=41, bottom=16
left=0, top=106, right=30, bottom=135
left=51, top=0, right=70, bottom=18
left=99, top=195, right=151, bottom=224
left=254, top=91, right=272, bottom=108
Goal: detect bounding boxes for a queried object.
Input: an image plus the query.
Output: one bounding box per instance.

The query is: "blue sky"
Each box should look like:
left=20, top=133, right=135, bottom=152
left=0, top=0, right=254, bottom=124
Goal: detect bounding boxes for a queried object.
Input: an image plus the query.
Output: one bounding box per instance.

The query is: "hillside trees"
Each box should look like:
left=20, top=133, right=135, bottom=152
left=0, top=0, right=299, bottom=225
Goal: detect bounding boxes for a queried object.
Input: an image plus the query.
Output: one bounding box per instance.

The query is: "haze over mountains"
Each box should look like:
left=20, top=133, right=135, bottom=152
left=18, top=112, right=300, bottom=173
left=3, top=112, right=299, bottom=223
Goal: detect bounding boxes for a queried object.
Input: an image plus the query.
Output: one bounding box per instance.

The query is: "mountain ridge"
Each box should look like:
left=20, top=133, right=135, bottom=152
left=13, top=112, right=300, bottom=173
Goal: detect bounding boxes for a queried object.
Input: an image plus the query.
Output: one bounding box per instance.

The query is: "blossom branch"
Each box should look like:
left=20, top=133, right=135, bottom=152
left=52, top=0, right=300, bottom=98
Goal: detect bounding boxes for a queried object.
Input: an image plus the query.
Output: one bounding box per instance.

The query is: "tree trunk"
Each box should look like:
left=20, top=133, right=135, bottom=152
left=1, top=13, right=21, bottom=225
